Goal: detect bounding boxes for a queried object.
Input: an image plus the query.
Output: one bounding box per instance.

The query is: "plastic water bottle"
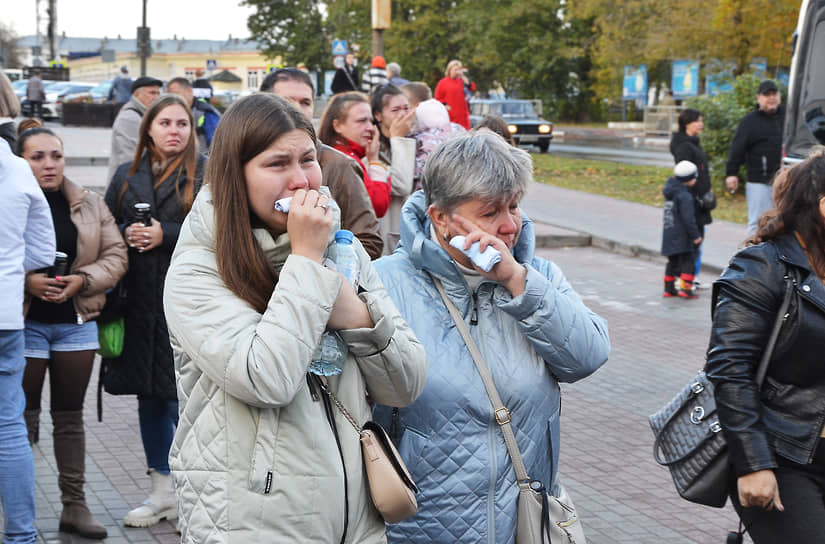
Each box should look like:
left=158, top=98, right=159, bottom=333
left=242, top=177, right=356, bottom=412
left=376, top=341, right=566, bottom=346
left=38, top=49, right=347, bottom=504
left=308, top=230, right=360, bottom=376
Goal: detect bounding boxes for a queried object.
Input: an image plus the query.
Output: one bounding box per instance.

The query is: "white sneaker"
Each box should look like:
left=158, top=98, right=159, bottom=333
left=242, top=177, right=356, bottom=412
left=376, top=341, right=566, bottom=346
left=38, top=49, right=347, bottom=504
left=123, top=469, right=178, bottom=528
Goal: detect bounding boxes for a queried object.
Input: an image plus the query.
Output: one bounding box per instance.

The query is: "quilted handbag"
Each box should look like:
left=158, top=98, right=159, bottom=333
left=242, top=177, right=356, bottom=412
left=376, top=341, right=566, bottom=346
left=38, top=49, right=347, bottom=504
left=316, top=377, right=419, bottom=524
left=432, top=276, right=586, bottom=543
left=649, top=273, right=794, bottom=507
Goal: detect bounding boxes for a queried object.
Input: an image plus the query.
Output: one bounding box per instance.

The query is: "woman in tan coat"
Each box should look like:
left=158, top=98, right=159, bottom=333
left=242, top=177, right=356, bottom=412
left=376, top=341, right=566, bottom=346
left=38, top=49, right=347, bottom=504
left=19, top=126, right=127, bottom=540
left=163, top=93, right=427, bottom=543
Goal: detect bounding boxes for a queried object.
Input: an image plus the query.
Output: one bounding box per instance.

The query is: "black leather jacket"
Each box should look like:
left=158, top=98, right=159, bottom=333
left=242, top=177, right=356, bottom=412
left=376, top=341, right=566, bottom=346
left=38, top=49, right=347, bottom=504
left=705, top=233, right=825, bottom=477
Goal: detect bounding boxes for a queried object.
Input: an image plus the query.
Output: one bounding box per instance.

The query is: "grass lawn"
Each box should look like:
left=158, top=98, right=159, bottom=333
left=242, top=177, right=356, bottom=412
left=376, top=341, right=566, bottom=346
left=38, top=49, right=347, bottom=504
left=531, top=154, right=748, bottom=224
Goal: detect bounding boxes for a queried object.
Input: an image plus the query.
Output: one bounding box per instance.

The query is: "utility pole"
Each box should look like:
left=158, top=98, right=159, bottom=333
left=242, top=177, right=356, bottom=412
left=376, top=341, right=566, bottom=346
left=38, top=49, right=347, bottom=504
left=371, top=0, right=390, bottom=57
left=138, top=0, right=149, bottom=76
left=47, top=0, right=57, bottom=61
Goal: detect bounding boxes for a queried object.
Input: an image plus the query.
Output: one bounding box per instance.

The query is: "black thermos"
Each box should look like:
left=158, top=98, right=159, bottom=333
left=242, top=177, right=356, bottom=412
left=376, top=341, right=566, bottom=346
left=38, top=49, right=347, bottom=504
left=134, top=202, right=152, bottom=226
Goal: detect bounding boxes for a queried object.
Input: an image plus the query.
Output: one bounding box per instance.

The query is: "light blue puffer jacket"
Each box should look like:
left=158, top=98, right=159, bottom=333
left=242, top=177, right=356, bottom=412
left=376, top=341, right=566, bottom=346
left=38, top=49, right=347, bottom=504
left=373, top=191, right=610, bottom=544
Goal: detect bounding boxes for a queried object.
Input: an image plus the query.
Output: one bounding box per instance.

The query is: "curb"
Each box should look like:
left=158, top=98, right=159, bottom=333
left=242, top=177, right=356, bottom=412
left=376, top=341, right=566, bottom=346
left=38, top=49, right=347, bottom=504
left=535, top=223, right=726, bottom=276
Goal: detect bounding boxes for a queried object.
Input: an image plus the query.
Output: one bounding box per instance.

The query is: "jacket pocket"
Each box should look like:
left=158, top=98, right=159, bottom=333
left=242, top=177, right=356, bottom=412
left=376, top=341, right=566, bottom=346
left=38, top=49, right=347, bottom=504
left=398, top=425, right=433, bottom=483
left=248, top=407, right=279, bottom=494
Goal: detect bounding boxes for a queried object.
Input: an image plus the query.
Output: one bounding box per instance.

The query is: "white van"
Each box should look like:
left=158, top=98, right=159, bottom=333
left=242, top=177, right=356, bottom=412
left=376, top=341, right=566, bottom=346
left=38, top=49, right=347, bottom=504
left=783, top=0, right=825, bottom=166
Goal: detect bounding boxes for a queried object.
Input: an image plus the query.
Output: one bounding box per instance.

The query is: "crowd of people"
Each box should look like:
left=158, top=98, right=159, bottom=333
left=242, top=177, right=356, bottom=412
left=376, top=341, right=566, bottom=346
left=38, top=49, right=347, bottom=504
left=1, top=55, right=823, bottom=544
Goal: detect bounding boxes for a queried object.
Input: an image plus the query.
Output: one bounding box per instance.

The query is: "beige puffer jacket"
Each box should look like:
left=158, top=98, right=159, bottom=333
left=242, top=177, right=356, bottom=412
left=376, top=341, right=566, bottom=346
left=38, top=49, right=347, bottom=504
left=163, top=186, right=427, bottom=544
left=23, top=177, right=128, bottom=322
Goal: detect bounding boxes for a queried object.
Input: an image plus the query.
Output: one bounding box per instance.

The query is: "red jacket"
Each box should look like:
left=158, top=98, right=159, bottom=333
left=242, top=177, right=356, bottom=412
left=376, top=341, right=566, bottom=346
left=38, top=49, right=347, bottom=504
left=333, top=140, right=391, bottom=218
left=434, top=76, right=475, bottom=130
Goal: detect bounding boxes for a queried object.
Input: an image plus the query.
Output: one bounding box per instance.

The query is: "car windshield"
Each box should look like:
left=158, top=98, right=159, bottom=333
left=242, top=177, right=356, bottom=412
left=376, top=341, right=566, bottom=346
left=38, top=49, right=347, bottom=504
left=487, top=101, right=537, bottom=118
left=789, top=15, right=825, bottom=156
left=89, top=81, right=113, bottom=97
left=12, top=80, right=28, bottom=91
left=45, top=82, right=72, bottom=93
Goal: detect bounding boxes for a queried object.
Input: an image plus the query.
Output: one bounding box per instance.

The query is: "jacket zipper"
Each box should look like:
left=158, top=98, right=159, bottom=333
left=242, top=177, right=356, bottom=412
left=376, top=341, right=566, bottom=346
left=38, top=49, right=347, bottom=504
left=317, top=376, right=349, bottom=544
left=470, top=293, right=497, bottom=543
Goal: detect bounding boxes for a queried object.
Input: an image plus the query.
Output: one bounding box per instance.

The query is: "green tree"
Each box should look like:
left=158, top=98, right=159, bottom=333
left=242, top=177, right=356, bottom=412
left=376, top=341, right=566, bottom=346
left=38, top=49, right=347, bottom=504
left=325, top=0, right=371, bottom=65
left=0, top=22, right=22, bottom=69
left=242, top=0, right=326, bottom=69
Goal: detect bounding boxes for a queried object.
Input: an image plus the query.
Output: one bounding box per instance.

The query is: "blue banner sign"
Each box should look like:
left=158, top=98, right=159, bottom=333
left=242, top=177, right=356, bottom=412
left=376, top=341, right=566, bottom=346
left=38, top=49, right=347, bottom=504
left=672, top=60, right=699, bottom=99
left=622, top=65, right=647, bottom=100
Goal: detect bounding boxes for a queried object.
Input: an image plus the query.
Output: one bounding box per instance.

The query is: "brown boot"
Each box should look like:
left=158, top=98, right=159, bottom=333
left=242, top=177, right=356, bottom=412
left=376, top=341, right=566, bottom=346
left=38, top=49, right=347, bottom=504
left=24, top=409, right=40, bottom=445
left=52, top=410, right=108, bottom=540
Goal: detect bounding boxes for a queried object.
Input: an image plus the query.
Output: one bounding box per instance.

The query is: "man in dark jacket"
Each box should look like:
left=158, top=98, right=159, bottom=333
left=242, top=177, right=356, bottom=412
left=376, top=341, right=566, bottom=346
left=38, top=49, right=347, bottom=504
left=661, top=161, right=702, bottom=298
left=260, top=68, right=383, bottom=258
left=108, top=66, right=133, bottom=104
left=166, top=77, right=220, bottom=152
left=331, top=52, right=359, bottom=94
left=725, top=80, right=784, bottom=235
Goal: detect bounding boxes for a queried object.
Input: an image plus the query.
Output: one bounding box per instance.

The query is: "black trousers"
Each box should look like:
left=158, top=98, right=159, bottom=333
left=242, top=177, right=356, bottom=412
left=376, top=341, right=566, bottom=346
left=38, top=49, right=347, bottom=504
left=731, top=440, right=825, bottom=543
left=665, top=250, right=695, bottom=278
left=29, top=100, right=43, bottom=118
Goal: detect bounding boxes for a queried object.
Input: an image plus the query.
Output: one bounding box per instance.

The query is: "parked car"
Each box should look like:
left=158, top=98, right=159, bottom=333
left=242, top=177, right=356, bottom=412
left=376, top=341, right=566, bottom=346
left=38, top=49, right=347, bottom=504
left=62, top=80, right=114, bottom=105
left=783, top=0, right=825, bottom=166
left=469, top=98, right=554, bottom=152
left=21, top=81, right=95, bottom=119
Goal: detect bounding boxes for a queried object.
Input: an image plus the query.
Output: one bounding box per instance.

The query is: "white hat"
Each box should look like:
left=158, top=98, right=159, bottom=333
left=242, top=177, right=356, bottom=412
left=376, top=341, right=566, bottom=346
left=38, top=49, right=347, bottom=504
left=674, top=160, right=697, bottom=183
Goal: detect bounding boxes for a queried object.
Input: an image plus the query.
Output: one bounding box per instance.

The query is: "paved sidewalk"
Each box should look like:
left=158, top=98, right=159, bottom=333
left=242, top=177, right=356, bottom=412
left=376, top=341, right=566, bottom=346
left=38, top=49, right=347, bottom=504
left=522, top=182, right=747, bottom=275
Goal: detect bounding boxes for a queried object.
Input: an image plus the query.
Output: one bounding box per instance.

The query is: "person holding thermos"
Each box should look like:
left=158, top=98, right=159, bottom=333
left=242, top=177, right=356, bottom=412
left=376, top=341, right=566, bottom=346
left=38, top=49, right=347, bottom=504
left=18, top=126, right=128, bottom=540
left=104, top=94, right=205, bottom=528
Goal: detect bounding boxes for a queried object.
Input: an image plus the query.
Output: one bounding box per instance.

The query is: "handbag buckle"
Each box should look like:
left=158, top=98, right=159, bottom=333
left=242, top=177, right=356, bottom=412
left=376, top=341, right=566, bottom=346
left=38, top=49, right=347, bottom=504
left=709, top=420, right=722, bottom=433
left=494, top=407, right=511, bottom=425
left=690, top=406, right=705, bottom=424
left=690, top=382, right=704, bottom=394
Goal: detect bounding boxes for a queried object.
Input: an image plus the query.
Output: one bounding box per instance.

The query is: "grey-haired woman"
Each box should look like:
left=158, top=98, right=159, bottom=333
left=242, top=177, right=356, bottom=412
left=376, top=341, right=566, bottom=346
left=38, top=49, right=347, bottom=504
left=373, top=131, right=610, bottom=543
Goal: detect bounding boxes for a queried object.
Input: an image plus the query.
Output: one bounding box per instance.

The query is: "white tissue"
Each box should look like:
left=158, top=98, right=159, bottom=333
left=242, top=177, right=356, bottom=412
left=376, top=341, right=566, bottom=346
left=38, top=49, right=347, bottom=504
left=274, top=197, right=292, bottom=213
left=449, top=236, right=502, bottom=272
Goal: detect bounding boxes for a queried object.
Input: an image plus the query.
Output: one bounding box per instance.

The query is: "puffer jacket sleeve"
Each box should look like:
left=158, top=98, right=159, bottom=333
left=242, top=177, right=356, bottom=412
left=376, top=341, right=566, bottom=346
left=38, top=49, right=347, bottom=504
left=75, top=194, right=128, bottom=296
left=492, top=258, right=610, bottom=382
left=387, top=137, right=416, bottom=199
left=705, top=245, right=785, bottom=476
left=165, top=249, right=345, bottom=409
left=338, top=238, right=427, bottom=406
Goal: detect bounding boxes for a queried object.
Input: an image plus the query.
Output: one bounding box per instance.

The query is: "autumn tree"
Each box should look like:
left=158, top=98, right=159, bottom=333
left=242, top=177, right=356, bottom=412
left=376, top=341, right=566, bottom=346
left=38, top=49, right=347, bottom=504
left=242, top=0, right=326, bottom=69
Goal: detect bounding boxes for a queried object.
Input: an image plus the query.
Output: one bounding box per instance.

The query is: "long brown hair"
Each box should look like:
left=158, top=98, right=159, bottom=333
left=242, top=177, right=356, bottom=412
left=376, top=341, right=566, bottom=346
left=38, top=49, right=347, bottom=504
left=749, top=151, right=825, bottom=278
left=122, top=94, right=198, bottom=213
left=317, top=91, right=369, bottom=147
left=209, top=93, right=317, bottom=313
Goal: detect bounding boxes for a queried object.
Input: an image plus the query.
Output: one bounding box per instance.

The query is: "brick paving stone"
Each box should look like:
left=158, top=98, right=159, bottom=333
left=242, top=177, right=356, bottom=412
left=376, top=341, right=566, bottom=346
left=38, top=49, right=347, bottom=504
left=2, top=241, right=756, bottom=542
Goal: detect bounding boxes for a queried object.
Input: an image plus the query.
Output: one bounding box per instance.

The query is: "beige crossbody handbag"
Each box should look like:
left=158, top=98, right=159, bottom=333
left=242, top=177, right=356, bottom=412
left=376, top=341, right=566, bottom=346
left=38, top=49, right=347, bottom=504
left=432, top=276, right=586, bottom=544
left=316, top=376, right=419, bottom=524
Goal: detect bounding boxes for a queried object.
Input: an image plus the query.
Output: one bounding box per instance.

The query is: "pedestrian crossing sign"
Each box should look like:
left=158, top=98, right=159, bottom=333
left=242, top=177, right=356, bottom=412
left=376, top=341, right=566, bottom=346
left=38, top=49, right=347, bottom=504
left=332, top=40, right=347, bottom=56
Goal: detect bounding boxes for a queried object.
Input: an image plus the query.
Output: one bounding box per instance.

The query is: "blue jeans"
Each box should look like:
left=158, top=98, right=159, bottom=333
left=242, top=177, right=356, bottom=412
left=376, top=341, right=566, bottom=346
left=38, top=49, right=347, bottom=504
left=0, top=330, right=37, bottom=544
left=746, top=182, right=775, bottom=236
left=137, top=398, right=178, bottom=474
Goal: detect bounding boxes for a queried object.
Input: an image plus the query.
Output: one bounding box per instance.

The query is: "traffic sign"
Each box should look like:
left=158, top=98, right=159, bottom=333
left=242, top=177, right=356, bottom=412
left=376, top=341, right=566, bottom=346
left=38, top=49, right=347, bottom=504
left=206, top=59, right=217, bottom=71
left=332, top=40, right=347, bottom=56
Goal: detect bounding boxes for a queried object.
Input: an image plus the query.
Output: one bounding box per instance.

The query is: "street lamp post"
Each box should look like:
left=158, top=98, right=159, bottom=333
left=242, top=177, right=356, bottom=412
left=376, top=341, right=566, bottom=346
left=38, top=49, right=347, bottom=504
left=371, top=0, right=390, bottom=58
left=139, top=0, right=147, bottom=76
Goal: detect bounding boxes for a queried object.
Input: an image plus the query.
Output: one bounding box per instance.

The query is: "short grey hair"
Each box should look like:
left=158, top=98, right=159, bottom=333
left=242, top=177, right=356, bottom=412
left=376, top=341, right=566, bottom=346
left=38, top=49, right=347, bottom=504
left=387, top=62, right=401, bottom=77
left=422, top=131, right=533, bottom=211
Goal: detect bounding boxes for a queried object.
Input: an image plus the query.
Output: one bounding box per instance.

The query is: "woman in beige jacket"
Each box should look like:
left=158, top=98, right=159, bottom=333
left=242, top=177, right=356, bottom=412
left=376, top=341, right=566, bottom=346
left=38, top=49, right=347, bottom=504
left=370, top=84, right=417, bottom=254
left=19, top=126, right=128, bottom=540
left=163, top=93, right=427, bottom=543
